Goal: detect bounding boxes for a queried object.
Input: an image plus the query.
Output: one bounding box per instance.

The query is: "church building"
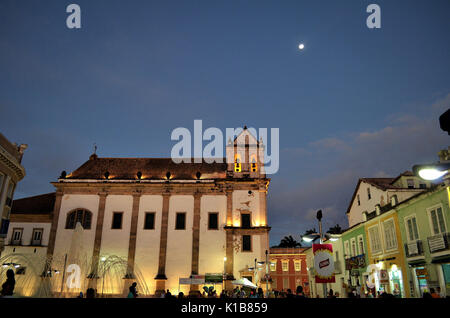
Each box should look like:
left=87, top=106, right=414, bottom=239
left=38, top=128, right=271, bottom=295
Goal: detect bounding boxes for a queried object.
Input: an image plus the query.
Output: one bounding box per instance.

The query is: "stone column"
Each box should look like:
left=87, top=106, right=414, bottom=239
left=88, top=192, right=107, bottom=289
left=155, top=192, right=170, bottom=293
left=225, top=190, right=234, bottom=290
left=190, top=192, right=202, bottom=291
left=43, top=191, right=63, bottom=278
left=123, top=192, right=141, bottom=295
left=259, top=186, right=267, bottom=226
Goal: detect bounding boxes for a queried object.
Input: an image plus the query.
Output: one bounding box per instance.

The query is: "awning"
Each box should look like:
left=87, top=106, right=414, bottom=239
left=431, top=255, right=450, bottom=264
left=231, top=278, right=257, bottom=289
left=408, top=259, right=427, bottom=266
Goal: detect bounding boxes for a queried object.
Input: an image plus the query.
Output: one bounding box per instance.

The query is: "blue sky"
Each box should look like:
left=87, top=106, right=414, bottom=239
left=1, top=0, right=449, bottom=245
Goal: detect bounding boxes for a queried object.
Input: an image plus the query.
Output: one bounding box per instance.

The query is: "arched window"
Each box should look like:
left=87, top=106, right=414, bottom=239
left=234, top=154, right=241, bottom=172
left=65, top=209, right=92, bottom=229
left=250, top=155, right=257, bottom=172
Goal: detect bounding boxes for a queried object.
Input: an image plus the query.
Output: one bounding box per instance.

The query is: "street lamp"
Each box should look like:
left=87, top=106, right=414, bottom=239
left=413, top=162, right=450, bottom=181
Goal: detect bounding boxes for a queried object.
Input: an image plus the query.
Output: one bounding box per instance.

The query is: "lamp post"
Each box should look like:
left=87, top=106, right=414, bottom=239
left=316, top=210, right=328, bottom=298
left=265, top=250, right=269, bottom=297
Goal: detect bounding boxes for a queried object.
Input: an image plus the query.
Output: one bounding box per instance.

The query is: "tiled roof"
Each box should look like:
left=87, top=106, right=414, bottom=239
left=11, top=192, right=55, bottom=215
left=345, top=171, right=418, bottom=214
left=65, top=157, right=228, bottom=180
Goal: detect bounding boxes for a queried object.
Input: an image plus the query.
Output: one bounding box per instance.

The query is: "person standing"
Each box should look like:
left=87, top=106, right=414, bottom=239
left=1, top=269, right=15, bottom=297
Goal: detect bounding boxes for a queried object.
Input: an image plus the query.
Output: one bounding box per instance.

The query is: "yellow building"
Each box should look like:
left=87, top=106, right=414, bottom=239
left=364, top=203, right=410, bottom=298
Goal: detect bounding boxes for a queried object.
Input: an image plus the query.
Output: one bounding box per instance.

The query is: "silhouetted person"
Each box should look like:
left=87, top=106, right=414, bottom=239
left=86, top=288, right=96, bottom=298
left=128, top=282, right=138, bottom=298
left=1, top=269, right=15, bottom=297
left=178, top=292, right=184, bottom=299
left=295, top=285, right=306, bottom=298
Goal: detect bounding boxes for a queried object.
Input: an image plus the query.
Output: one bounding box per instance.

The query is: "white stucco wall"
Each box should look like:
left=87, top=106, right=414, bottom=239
left=165, top=195, right=194, bottom=292
left=198, top=195, right=227, bottom=276
left=134, top=195, right=163, bottom=294
left=99, top=195, right=133, bottom=259
left=53, top=194, right=99, bottom=261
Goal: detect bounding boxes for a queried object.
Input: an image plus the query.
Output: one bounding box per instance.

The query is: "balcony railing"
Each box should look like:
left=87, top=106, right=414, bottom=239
left=9, top=239, right=22, bottom=246
left=427, top=232, right=450, bottom=253
left=30, top=239, right=42, bottom=246
left=404, top=240, right=424, bottom=258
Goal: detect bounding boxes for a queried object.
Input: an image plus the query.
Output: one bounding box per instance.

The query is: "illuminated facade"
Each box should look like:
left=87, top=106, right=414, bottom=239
left=32, top=128, right=271, bottom=296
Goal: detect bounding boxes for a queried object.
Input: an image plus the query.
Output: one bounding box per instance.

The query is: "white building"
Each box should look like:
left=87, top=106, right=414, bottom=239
left=346, top=172, right=431, bottom=227
left=9, top=128, right=271, bottom=296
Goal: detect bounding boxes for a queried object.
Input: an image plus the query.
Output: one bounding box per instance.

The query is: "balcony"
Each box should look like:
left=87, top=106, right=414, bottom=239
left=404, top=240, right=424, bottom=258
left=427, top=232, right=450, bottom=254
left=9, top=239, right=22, bottom=246
left=30, top=239, right=43, bottom=246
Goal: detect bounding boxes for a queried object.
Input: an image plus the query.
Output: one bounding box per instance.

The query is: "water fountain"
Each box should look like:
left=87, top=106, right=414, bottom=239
left=0, top=222, right=151, bottom=297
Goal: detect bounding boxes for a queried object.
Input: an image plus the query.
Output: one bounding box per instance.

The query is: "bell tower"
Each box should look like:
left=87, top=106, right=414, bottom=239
left=226, top=126, right=265, bottom=178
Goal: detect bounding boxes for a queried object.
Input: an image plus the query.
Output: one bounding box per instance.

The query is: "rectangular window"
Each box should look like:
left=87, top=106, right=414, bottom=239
left=429, top=206, right=446, bottom=235
left=368, top=225, right=382, bottom=253
left=367, top=188, right=371, bottom=200
left=294, top=260, right=301, bottom=271
left=383, top=219, right=397, bottom=250
left=419, top=183, right=427, bottom=189
left=242, top=235, right=251, bottom=251
left=111, top=212, right=123, bottom=229
left=351, top=238, right=357, bottom=257
left=407, top=179, right=415, bottom=189
left=405, top=216, right=419, bottom=241
left=208, top=213, right=218, bottom=230
left=241, top=213, right=251, bottom=228
left=282, top=260, right=289, bottom=271
left=357, top=194, right=360, bottom=206
left=358, top=235, right=365, bottom=255
left=11, top=228, right=23, bottom=245
left=270, top=260, right=277, bottom=272
left=31, top=228, right=43, bottom=245
left=144, top=212, right=155, bottom=230
left=344, top=240, right=350, bottom=258
left=283, top=278, right=289, bottom=289
left=175, top=212, right=186, bottom=230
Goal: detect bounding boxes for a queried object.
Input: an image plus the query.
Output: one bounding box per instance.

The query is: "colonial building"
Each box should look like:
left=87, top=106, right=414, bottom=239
left=346, top=171, right=431, bottom=227
left=36, top=128, right=271, bottom=295
left=0, top=133, right=27, bottom=255
left=269, top=247, right=309, bottom=295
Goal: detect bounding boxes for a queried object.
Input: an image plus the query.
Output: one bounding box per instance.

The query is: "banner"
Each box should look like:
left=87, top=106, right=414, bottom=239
left=379, top=270, right=389, bottom=284
left=313, top=244, right=335, bottom=283
left=345, top=254, right=366, bottom=270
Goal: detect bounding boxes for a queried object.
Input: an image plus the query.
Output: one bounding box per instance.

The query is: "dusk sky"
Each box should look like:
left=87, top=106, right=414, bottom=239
left=1, top=0, right=449, bottom=246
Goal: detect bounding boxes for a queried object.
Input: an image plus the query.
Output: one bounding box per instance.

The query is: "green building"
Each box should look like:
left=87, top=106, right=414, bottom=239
left=396, top=184, right=450, bottom=297
left=341, top=222, right=369, bottom=293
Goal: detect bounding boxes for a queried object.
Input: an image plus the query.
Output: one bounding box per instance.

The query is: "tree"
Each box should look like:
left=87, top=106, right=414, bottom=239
left=303, top=228, right=317, bottom=236
left=276, top=235, right=302, bottom=248
left=327, top=224, right=342, bottom=234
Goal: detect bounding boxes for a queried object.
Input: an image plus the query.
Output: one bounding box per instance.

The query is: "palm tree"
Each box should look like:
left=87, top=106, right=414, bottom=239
left=327, top=224, right=342, bottom=234
left=277, top=235, right=302, bottom=248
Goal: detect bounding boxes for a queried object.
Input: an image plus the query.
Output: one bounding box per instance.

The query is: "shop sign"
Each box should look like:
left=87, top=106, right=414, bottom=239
left=379, top=270, right=389, bottom=284
left=345, top=254, right=366, bottom=270
left=205, top=273, right=223, bottom=283
left=415, top=268, right=428, bottom=279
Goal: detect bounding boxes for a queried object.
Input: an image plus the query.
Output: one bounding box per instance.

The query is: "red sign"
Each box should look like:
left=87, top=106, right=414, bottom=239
left=313, top=244, right=335, bottom=283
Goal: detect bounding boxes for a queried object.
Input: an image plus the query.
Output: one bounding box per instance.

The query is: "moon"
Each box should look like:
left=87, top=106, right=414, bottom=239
left=298, top=43, right=305, bottom=50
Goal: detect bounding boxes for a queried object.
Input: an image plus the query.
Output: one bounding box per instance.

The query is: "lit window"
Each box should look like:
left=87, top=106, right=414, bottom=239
left=270, top=260, right=277, bottom=272
left=294, top=260, right=301, bottom=271
left=282, top=260, right=289, bottom=271
left=234, top=154, right=241, bottom=172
